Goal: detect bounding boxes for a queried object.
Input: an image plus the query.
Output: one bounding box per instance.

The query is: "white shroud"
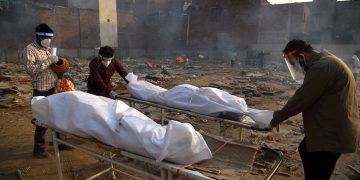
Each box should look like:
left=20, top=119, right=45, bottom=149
left=31, top=91, right=212, bottom=164
left=126, top=73, right=273, bottom=128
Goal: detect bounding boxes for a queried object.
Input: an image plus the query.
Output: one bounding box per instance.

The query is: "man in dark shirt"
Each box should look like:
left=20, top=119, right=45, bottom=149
left=271, top=40, right=360, bottom=179
left=87, top=46, right=129, bottom=98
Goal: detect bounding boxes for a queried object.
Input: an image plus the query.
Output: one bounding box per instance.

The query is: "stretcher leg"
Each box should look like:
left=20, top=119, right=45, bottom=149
left=238, top=127, right=243, bottom=141
left=109, top=152, right=116, bottom=179
left=52, top=131, right=64, bottom=180
left=220, top=122, right=231, bottom=136
left=161, top=168, right=167, bottom=180
left=168, top=170, right=174, bottom=180
left=161, top=108, right=165, bottom=125
left=86, top=168, right=112, bottom=180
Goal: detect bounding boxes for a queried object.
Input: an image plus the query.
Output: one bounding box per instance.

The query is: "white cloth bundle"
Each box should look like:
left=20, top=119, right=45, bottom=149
left=31, top=91, right=212, bottom=164
left=126, top=73, right=273, bottom=128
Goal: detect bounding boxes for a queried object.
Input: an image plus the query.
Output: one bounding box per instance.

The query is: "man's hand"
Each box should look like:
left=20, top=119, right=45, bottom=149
left=48, top=56, right=59, bottom=64
left=109, top=91, right=118, bottom=99
left=270, top=111, right=283, bottom=127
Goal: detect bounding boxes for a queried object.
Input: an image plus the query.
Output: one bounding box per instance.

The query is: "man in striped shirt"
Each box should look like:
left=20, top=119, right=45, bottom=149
left=24, top=23, right=59, bottom=158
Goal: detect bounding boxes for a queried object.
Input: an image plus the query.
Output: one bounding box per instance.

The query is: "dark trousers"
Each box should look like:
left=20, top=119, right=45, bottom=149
left=33, top=88, right=54, bottom=153
left=298, top=138, right=341, bottom=180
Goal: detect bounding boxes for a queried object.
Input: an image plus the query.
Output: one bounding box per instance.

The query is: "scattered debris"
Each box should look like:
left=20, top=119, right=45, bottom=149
left=347, top=164, right=360, bottom=175
left=277, top=171, right=292, bottom=177
left=145, top=61, right=161, bottom=69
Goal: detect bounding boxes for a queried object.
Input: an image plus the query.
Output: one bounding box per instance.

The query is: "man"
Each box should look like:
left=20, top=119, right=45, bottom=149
left=24, top=23, right=59, bottom=158
left=256, top=50, right=268, bottom=68
left=230, top=52, right=237, bottom=67
left=270, top=40, right=360, bottom=179
left=349, top=50, right=360, bottom=82
left=87, top=46, right=129, bottom=98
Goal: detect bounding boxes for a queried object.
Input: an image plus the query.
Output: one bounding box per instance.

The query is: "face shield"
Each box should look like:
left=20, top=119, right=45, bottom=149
left=284, top=50, right=305, bottom=84
left=36, top=32, right=53, bottom=48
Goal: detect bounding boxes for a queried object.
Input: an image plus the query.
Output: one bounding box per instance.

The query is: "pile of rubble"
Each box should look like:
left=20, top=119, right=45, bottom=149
left=0, top=58, right=292, bottom=108
left=0, top=63, right=32, bottom=108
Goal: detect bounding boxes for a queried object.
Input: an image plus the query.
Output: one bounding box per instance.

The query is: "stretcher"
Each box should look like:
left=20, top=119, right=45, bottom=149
left=43, top=95, right=282, bottom=180
left=31, top=91, right=282, bottom=179
left=116, top=96, right=272, bottom=141
left=50, top=126, right=283, bottom=180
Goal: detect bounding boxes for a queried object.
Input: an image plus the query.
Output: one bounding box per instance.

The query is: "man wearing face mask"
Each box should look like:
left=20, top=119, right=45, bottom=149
left=87, top=46, right=129, bottom=98
left=23, top=23, right=59, bottom=158
left=270, top=40, right=360, bottom=179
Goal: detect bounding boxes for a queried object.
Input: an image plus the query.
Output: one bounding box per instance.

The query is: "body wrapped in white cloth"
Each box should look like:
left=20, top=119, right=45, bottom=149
left=126, top=73, right=273, bottom=128
left=31, top=91, right=212, bottom=164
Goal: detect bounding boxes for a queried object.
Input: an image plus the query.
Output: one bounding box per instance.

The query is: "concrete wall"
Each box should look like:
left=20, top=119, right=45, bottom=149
left=189, top=0, right=261, bottom=51
left=99, top=0, right=118, bottom=47
left=2, top=0, right=360, bottom=64
left=68, top=0, right=98, bottom=10
left=258, top=3, right=311, bottom=44
left=40, top=7, right=101, bottom=50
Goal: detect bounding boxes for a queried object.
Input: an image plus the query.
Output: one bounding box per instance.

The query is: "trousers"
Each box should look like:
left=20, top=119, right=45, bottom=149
left=298, top=138, right=341, bottom=180
left=33, top=88, right=54, bottom=153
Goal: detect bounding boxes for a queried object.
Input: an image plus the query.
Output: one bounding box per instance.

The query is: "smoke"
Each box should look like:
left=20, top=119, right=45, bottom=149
left=0, top=0, right=359, bottom=62
left=0, top=0, right=42, bottom=49
left=133, top=0, right=187, bottom=57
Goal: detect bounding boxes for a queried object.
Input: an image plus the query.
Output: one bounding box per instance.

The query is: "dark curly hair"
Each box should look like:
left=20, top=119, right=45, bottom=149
left=99, top=46, right=114, bottom=58
left=35, top=23, right=53, bottom=34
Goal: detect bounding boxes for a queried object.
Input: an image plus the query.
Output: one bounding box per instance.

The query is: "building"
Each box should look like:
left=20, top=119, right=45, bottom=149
left=0, top=0, right=359, bottom=63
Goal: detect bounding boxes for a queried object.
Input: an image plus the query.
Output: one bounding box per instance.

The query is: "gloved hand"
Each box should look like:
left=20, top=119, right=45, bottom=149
left=270, top=111, right=283, bottom=127
left=109, top=91, right=118, bottom=99
left=48, top=55, right=59, bottom=64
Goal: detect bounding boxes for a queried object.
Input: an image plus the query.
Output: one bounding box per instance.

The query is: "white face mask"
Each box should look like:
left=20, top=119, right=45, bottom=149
left=41, top=38, right=51, bottom=48
left=102, top=60, right=111, bottom=67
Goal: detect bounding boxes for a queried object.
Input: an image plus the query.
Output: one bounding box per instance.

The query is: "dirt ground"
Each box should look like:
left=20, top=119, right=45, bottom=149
left=0, top=60, right=360, bottom=180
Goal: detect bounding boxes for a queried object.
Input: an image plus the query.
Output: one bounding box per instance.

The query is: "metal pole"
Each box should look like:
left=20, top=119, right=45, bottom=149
left=78, top=8, right=82, bottom=58
left=52, top=131, right=64, bottom=180
left=55, top=138, right=162, bottom=180
left=287, top=0, right=293, bottom=40
left=238, top=127, right=243, bottom=141
left=109, top=152, right=116, bottom=180
left=186, top=13, right=190, bottom=47
left=168, top=170, right=173, bottom=180
left=160, top=169, right=167, bottom=180
left=86, top=168, right=112, bottom=180
left=262, top=147, right=284, bottom=180
left=161, top=108, right=165, bottom=125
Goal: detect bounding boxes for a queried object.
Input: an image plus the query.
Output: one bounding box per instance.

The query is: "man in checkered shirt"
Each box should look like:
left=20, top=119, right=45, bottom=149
left=23, top=23, right=60, bottom=158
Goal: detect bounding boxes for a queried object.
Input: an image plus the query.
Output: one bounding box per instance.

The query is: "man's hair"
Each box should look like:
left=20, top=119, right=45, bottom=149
left=99, top=46, right=114, bottom=58
left=283, top=39, right=313, bottom=54
left=35, top=23, right=53, bottom=33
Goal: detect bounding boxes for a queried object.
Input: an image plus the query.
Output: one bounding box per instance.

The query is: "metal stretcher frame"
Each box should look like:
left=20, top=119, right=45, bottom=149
left=46, top=96, right=282, bottom=179
left=50, top=127, right=213, bottom=180
left=116, top=96, right=272, bottom=140
left=49, top=127, right=283, bottom=180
